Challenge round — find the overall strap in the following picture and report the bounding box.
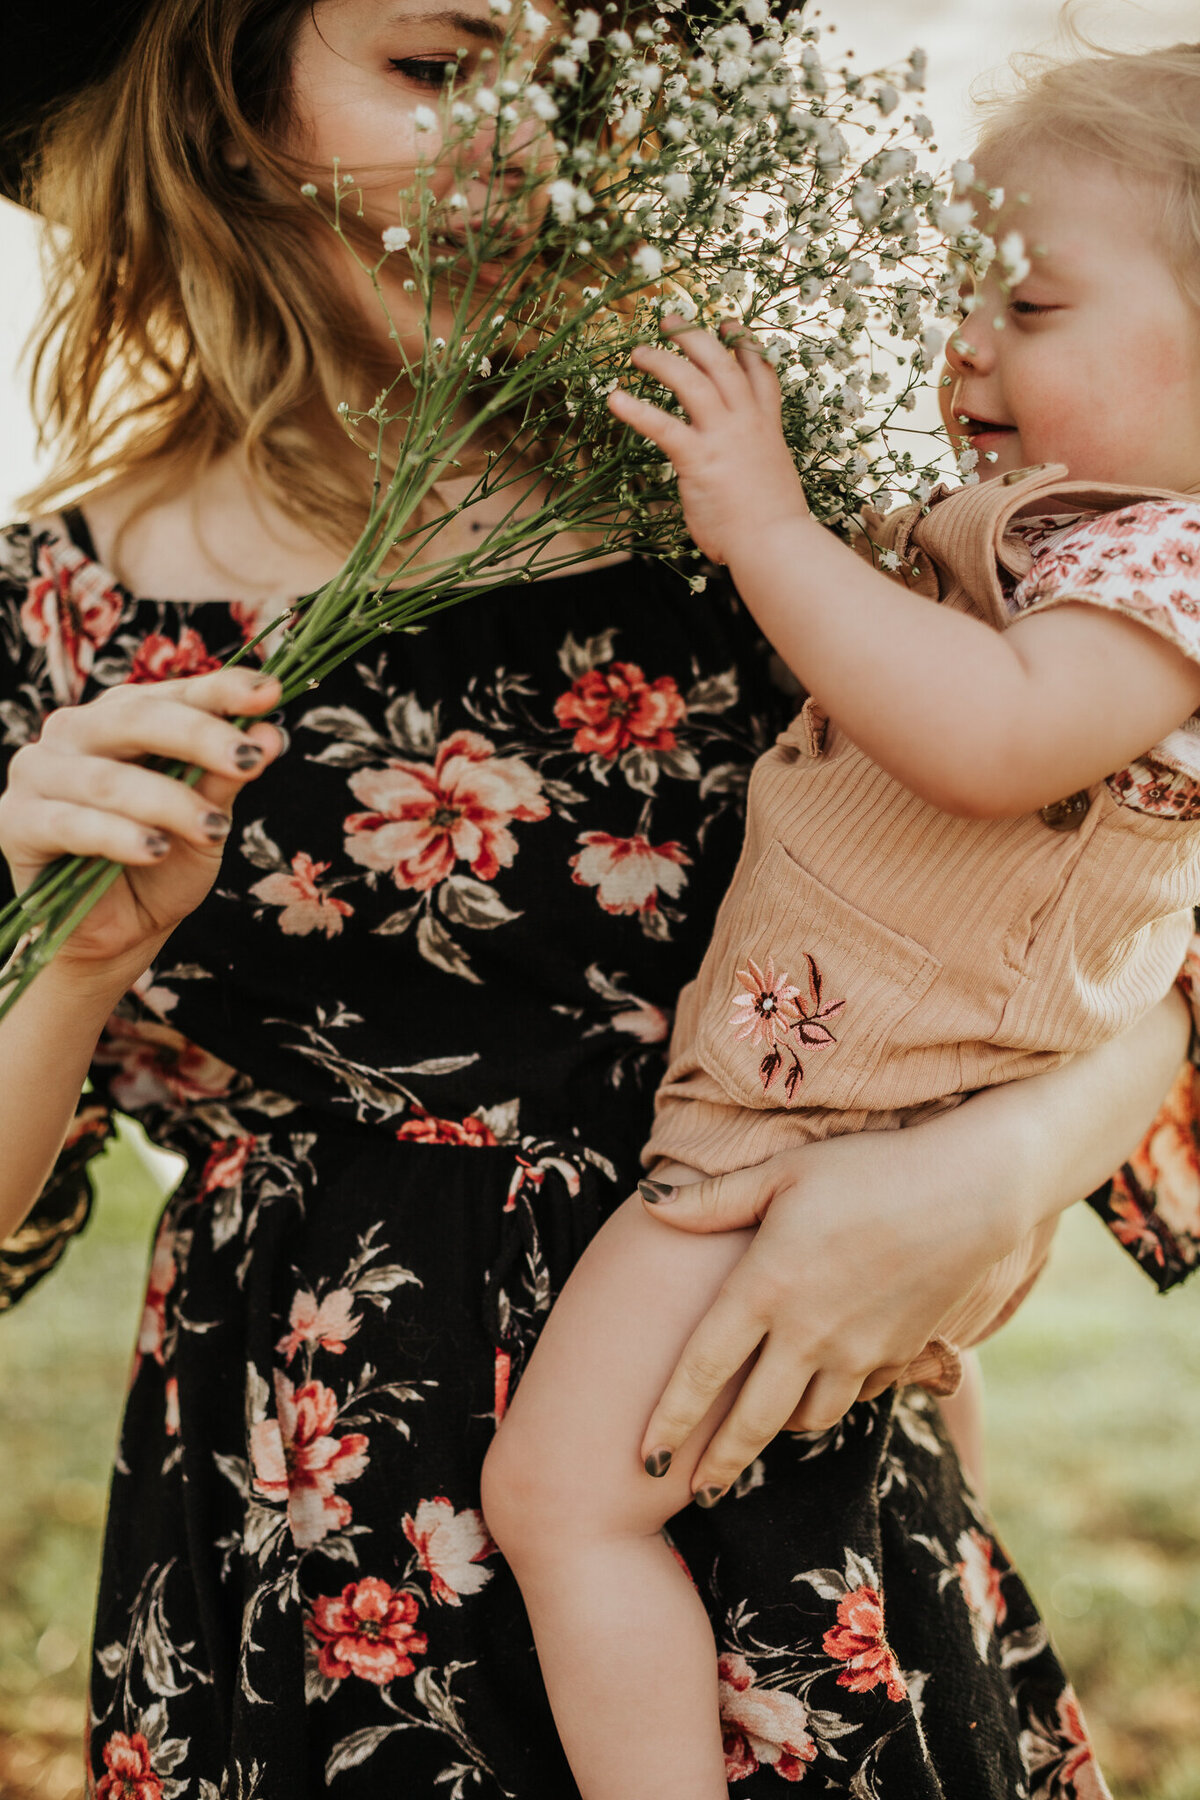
[908,462,1187,627]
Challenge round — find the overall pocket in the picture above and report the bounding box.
[694,840,942,1110]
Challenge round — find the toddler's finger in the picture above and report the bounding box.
[630,341,724,428]
[607,386,692,461]
[666,317,751,409]
[726,327,784,415]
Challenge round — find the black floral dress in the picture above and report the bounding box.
[3,516,1197,1800]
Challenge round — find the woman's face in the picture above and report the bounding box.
[288,0,559,352]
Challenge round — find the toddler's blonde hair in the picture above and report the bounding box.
[973,36,1200,309]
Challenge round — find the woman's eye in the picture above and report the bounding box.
[389,57,457,88]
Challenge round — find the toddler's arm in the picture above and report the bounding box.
[609,325,1200,818]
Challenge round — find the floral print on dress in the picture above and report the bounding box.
[0,518,1170,1795]
[1012,501,1200,820]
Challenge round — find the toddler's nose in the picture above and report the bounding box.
[944,312,997,376]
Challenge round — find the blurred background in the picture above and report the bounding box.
[1,2,1198,1796]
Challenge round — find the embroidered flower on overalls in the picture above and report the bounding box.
[730,953,845,1101]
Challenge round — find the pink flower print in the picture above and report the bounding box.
[610,999,669,1044]
[277,1288,362,1363]
[343,729,549,892]
[402,1496,496,1606]
[198,1134,256,1200]
[821,1585,907,1701]
[164,1377,181,1438]
[955,1528,1007,1659]
[124,628,223,684]
[730,956,802,1047]
[249,852,355,937]
[1122,1063,1200,1243]
[1052,1691,1109,1800]
[731,952,845,1102]
[96,1730,164,1800]
[395,1107,499,1146]
[308,1578,428,1685]
[137,1224,178,1368]
[718,1652,817,1783]
[554,661,686,759]
[250,1372,369,1549]
[21,541,123,704]
[569,831,690,917]
[95,1017,237,1112]
[230,595,287,659]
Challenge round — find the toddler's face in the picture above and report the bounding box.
[944,153,1200,494]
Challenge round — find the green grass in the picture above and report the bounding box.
[0,1130,1195,1797]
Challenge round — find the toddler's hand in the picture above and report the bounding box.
[607,319,810,570]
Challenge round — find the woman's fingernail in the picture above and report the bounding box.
[644,1449,673,1478]
[639,1179,677,1205]
[234,742,264,770]
[144,830,170,858]
[203,811,232,842]
[694,1485,725,1509]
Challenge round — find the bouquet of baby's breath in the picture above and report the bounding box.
[0,0,977,1020]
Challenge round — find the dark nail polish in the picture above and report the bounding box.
[144,830,170,857]
[639,1179,676,1205]
[644,1449,672,1479]
[203,811,232,842]
[695,1485,724,1509]
[234,742,264,770]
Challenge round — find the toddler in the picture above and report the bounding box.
[481,40,1200,1799]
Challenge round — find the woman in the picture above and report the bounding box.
[0,2,1196,1794]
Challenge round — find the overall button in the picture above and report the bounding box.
[1040,790,1090,830]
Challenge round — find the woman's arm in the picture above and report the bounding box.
[636,987,1190,1497]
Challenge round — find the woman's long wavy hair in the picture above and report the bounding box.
[19,0,433,550]
[973,35,1200,311]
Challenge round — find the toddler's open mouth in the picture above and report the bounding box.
[961,417,1017,443]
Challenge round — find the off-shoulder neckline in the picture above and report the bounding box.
[30,508,638,611]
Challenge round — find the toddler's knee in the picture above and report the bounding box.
[480,1410,565,1571]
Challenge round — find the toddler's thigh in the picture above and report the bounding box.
[497,1184,754,1531]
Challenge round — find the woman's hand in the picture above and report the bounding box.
[639,987,1191,1498]
[607,320,809,569]
[0,667,283,984]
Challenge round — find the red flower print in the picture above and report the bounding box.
[165,1376,180,1438]
[1122,1063,1200,1244]
[402,1496,496,1605]
[230,595,287,658]
[554,661,686,759]
[1052,1691,1109,1800]
[395,1107,499,1146]
[21,541,123,704]
[137,1223,178,1368]
[124,628,223,684]
[95,1731,163,1800]
[308,1577,428,1685]
[343,729,549,892]
[249,852,355,937]
[955,1528,1007,1659]
[198,1134,256,1199]
[569,831,690,917]
[277,1287,362,1362]
[250,1372,369,1549]
[63,1103,110,1151]
[822,1585,907,1701]
[718,1652,816,1783]
[730,953,846,1101]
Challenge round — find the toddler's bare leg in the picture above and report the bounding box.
[480,1171,753,1800]
[936,1348,986,1496]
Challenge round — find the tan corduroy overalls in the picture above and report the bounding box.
[643,464,1200,1390]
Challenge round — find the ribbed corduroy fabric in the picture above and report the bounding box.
[645,464,1200,1390]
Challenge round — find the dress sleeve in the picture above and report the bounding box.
[1086,932,1200,1291]
[0,522,117,1310]
[1011,499,1200,668]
